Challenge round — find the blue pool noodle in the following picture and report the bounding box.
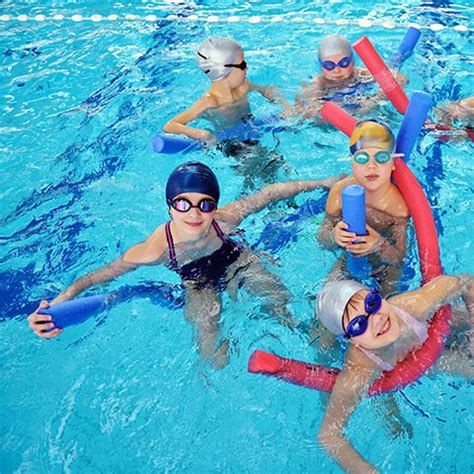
[396,92,432,162]
[152,135,202,154]
[38,282,186,330]
[390,26,421,69]
[38,294,109,329]
[342,185,366,235]
[153,115,282,155]
[342,185,369,279]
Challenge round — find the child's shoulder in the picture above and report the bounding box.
[326,176,357,215]
[387,184,410,218]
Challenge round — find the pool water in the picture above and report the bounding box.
[1,1,473,473]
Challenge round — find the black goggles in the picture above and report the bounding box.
[171,197,217,213]
[224,60,247,70]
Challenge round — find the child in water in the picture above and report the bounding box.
[315,276,474,473]
[28,161,340,369]
[163,36,290,190]
[318,119,409,297]
[295,34,407,120]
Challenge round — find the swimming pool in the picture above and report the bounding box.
[1,1,473,472]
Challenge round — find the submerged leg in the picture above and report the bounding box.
[230,252,298,328]
[184,286,228,369]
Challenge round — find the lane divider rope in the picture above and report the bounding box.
[0,13,471,32]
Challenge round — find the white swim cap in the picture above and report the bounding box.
[316,280,366,336]
[318,34,352,59]
[196,37,243,81]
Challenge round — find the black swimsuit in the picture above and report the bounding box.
[165,220,242,290]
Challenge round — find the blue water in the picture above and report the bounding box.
[1,1,473,472]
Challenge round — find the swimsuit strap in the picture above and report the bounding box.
[358,347,394,372]
[212,220,225,241]
[390,305,428,344]
[165,222,178,271]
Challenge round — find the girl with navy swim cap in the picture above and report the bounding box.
[28,161,341,369]
[295,34,407,120]
[314,275,474,472]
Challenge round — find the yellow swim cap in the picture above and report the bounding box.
[349,119,395,155]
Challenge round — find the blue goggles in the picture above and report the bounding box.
[343,290,382,338]
[320,53,353,71]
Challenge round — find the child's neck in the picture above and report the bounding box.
[208,81,240,103]
[364,181,393,208]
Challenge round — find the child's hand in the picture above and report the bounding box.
[333,221,356,248]
[345,224,382,256]
[27,300,63,339]
[199,130,216,146]
[321,173,347,189]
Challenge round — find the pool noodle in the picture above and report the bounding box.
[153,114,282,155]
[353,36,409,114]
[250,93,451,394]
[342,185,369,279]
[396,92,432,162]
[320,102,357,136]
[390,26,421,69]
[38,294,110,329]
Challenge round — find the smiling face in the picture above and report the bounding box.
[320,52,354,81]
[343,290,401,350]
[351,146,395,192]
[169,192,216,238]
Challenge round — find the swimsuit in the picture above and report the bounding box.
[165,220,242,290]
[358,305,428,371]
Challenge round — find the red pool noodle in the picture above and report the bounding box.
[320,102,357,137]
[249,102,452,395]
[353,36,409,114]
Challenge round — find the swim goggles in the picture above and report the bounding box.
[343,290,382,338]
[171,197,217,213]
[352,150,404,165]
[319,53,353,71]
[224,60,247,70]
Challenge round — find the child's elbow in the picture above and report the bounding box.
[162,121,174,133]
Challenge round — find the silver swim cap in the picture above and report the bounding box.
[316,280,366,336]
[196,37,243,81]
[318,34,352,60]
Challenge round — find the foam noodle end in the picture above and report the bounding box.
[248,350,283,374]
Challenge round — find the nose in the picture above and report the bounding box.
[187,207,200,218]
[366,157,378,169]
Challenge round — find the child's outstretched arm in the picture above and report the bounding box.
[395,274,474,320]
[248,82,292,112]
[217,176,342,229]
[318,349,379,473]
[162,96,216,141]
[27,230,166,338]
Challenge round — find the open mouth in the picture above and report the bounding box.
[365,174,379,181]
[377,318,391,336]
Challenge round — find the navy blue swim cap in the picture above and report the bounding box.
[166,161,220,205]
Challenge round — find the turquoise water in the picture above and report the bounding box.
[1,1,473,473]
